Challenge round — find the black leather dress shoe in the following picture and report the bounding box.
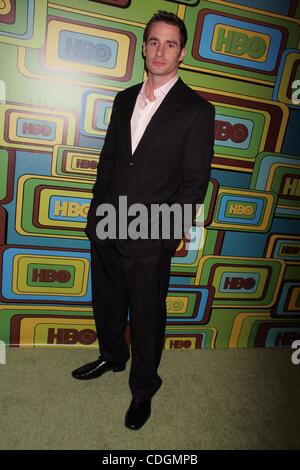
[125,398,151,430]
[71,357,126,380]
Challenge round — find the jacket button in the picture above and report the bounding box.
[129,161,134,166]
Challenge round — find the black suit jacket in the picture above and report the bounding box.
[86,78,215,257]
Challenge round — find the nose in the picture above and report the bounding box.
[156,43,164,56]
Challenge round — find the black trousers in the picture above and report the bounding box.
[90,240,172,400]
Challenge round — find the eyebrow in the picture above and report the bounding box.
[148,36,179,46]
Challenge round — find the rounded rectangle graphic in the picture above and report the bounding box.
[52,145,99,179]
[196,87,288,171]
[0,0,47,47]
[0,103,78,151]
[166,286,214,324]
[196,14,281,72]
[0,245,91,304]
[251,152,300,218]
[196,256,285,308]
[210,187,276,232]
[265,235,300,263]
[183,3,299,84]
[273,49,300,108]
[16,175,93,239]
[273,281,300,317]
[42,18,136,82]
[81,91,115,137]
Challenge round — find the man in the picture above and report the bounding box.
[72,11,215,430]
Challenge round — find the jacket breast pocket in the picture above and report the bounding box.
[159,127,182,136]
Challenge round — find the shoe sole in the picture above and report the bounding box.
[72,364,126,380]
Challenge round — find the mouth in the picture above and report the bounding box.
[152,61,166,66]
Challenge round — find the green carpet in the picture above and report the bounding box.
[0,347,299,450]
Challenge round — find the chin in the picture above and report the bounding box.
[149,67,168,75]
[152,70,167,75]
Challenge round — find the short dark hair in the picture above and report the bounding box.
[143,11,188,50]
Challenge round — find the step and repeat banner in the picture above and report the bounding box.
[0,0,299,350]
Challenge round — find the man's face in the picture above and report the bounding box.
[143,21,186,80]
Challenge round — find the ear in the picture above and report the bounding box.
[142,42,146,57]
[179,47,186,62]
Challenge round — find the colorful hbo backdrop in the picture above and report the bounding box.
[0,0,299,350]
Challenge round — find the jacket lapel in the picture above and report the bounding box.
[124,84,142,156]
[131,78,185,158]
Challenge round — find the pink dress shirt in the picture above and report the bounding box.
[130,75,179,155]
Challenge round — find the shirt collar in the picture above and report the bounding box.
[139,75,179,105]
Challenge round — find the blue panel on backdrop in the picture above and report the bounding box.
[220,230,268,257]
[270,217,300,236]
[79,135,104,150]
[211,169,252,189]
[225,0,294,15]
[282,109,300,156]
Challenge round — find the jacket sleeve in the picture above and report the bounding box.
[163,101,215,255]
[177,101,215,208]
[92,92,120,201]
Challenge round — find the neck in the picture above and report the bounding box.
[144,72,177,101]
